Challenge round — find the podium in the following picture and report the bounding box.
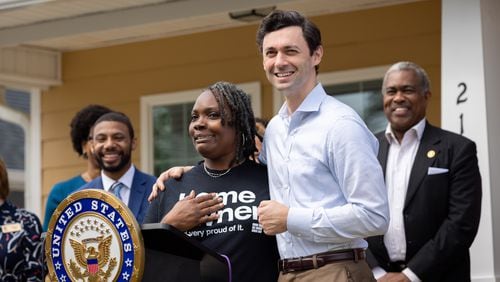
[141,223,231,282]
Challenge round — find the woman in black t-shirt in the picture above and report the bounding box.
[145,81,279,282]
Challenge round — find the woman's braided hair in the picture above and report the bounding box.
[208,81,257,165]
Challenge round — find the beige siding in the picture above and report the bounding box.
[41,0,441,219]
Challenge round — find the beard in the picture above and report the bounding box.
[95,150,132,173]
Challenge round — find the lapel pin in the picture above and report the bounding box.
[427,150,436,158]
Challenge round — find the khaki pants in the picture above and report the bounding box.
[278,260,376,282]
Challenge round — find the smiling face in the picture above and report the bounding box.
[91,121,135,176]
[383,69,430,141]
[188,90,237,168]
[262,26,322,102]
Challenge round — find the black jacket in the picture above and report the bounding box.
[367,123,482,282]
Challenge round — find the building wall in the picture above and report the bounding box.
[41,0,441,219]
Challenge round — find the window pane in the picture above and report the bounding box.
[0,88,29,208]
[0,120,25,169]
[152,103,200,176]
[6,89,30,114]
[324,79,386,134]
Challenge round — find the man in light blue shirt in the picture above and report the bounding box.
[256,10,389,281]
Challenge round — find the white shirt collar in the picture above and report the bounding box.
[278,83,324,118]
[101,165,136,191]
[385,118,426,145]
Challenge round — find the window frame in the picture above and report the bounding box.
[140,82,261,174]
[0,85,41,213]
[272,65,390,113]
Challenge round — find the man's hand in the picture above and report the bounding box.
[161,190,224,231]
[377,272,410,282]
[257,200,288,235]
[148,166,194,202]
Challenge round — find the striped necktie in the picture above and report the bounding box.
[110,182,124,201]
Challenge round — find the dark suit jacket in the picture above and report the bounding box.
[367,122,482,282]
[79,168,156,224]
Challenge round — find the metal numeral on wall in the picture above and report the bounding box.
[456,82,467,135]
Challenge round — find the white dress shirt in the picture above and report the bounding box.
[101,165,135,205]
[376,118,426,282]
[259,83,389,259]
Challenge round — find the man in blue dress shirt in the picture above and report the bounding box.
[255,10,389,282]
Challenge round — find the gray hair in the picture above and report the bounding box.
[382,61,431,94]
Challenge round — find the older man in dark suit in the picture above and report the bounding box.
[367,61,482,282]
[80,111,155,224]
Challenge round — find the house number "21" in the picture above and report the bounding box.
[456,82,467,135]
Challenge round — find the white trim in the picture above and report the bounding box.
[442,1,498,280]
[272,65,390,113]
[140,82,261,174]
[0,73,60,89]
[0,46,61,89]
[0,104,29,127]
[27,88,42,216]
[0,86,42,217]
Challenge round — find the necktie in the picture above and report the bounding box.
[110,182,124,201]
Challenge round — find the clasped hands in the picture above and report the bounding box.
[162,190,224,231]
[150,167,289,235]
[160,193,289,235]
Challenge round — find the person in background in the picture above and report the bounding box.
[144,81,279,282]
[43,104,111,231]
[0,158,43,281]
[366,61,482,282]
[253,117,268,162]
[80,111,155,224]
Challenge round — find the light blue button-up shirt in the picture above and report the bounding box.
[260,83,389,259]
[101,164,135,205]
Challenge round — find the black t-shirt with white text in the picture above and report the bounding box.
[145,160,279,282]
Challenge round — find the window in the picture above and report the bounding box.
[272,65,389,134]
[152,102,197,176]
[323,79,385,133]
[141,82,261,176]
[0,88,30,208]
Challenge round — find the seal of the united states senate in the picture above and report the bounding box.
[45,189,144,281]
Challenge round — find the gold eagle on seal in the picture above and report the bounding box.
[68,235,118,281]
